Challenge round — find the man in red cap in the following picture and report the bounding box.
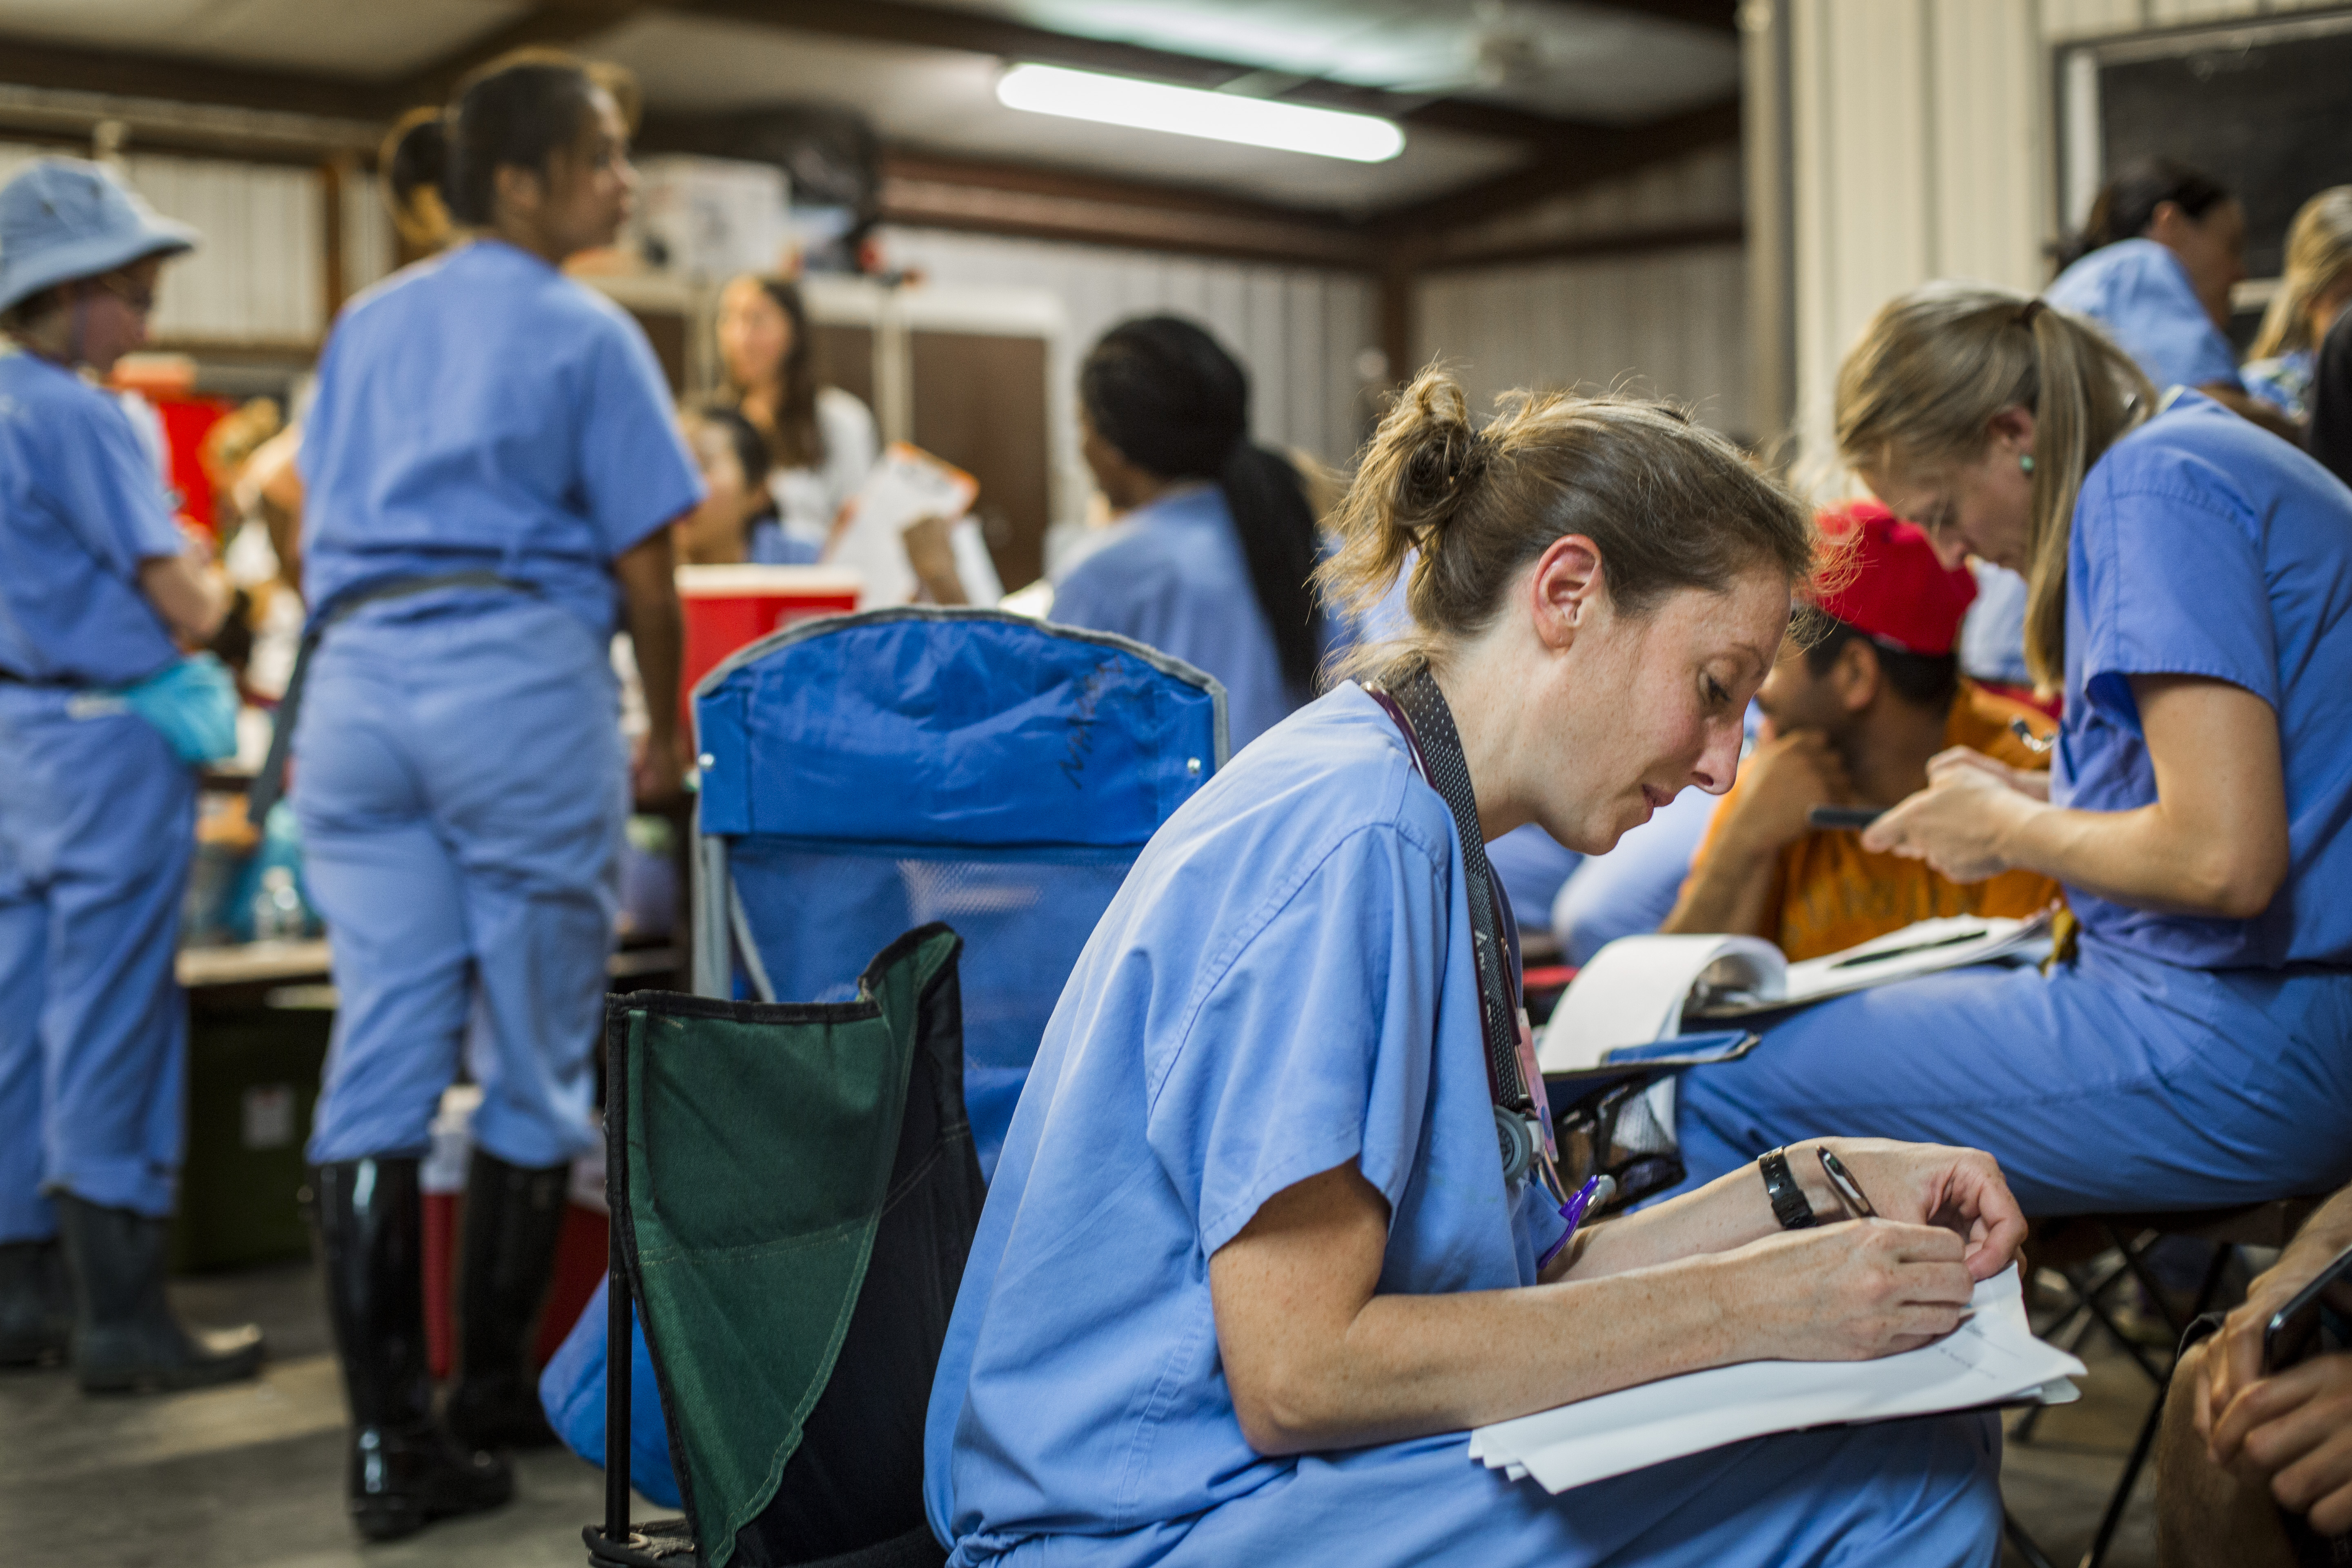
[1661,502,2063,960]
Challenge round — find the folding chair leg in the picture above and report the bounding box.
[606,1263,632,1545]
[2003,1509,2062,1568]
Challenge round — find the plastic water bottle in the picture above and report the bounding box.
[251,865,305,942]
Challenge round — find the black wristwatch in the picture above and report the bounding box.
[1759,1147,1817,1230]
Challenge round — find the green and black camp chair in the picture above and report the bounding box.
[585,923,982,1568]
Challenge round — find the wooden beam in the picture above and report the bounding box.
[863,148,1377,270]
[1420,217,1746,273]
[1587,0,1741,33]
[0,35,396,122]
[1376,96,1741,242]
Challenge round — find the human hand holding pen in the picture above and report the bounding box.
[1802,1137,2026,1282]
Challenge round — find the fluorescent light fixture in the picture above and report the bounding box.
[996,63,1405,163]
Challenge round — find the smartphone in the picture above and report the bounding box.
[1807,805,1883,831]
[2263,1240,2352,1373]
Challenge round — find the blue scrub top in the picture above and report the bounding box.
[0,354,185,686]
[1051,485,1301,750]
[2055,392,2352,968]
[301,241,702,635]
[746,515,820,566]
[2046,238,2242,392]
[925,685,1566,1565]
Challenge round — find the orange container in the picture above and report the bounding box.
[676,564,862,726]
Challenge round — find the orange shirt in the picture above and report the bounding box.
[1690,682,2067,962]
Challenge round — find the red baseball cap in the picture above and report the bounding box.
[1811,501,1978,657]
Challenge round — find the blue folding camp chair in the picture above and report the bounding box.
[688,605,1229,1176]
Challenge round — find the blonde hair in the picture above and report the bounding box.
[1835,283,2153,690]
[1318,368,1815,671]
[2250,187,2352,361]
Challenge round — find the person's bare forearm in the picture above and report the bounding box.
[615,530,684,756]
[138,550,227,643]
[1558,1136,1840,1281]
[1991,796,2278,918]
[1659,836,1779,940]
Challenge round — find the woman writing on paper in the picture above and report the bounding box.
[924,373,2029,1568]
[1668,284,2352,1218]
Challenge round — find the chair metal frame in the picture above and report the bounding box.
[2003,1198,2319,1568]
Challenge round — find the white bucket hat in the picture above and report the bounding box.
[0,157,197,316]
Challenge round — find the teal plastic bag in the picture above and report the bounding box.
[95,653,239,765]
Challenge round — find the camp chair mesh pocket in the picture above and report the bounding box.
[606,924,981,1568]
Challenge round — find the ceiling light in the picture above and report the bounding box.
[995,63,1405,163]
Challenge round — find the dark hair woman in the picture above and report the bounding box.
[292,52,704,1541]
[1059,314,1327,749]
[925,367,2027,1567]
[673,403,818,565]
[716,273,877,550]
[2045,158,2293,437]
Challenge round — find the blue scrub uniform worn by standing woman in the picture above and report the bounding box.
[2046,238,2243,393]
[1673,393,2352,1215]
[924,687,2002,1568]
[1055,315,1333,751]
[0,158,263,1392]
[287,60,700,1547]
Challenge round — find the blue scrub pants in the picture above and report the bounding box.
[294,593,624,1170]
[1670,936,2352,1215]
[0,690,195,1241]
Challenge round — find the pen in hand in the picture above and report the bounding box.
[1816,1147,1878,1220]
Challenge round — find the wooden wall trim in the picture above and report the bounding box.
[1421,218,1747,273]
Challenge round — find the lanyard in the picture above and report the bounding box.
[1365,664,1566,1205]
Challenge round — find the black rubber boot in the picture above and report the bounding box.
[53,1194,263,1393]
[312,1157,512,1542]
[444,1148,569,1452]
[0,1238,72,1367]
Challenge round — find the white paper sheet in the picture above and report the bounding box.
[823,442,981,609]
[1468,1267,2081,1494]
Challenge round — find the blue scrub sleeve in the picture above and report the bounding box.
[48,398,184,571]
[2074,455,2278,726]
[1145,821,1450,1256]
[577,324,705,559]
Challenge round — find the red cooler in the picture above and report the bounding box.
[677,564,861,724]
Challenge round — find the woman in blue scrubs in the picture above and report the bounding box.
[1054,315,1329,750]
[926,372,2031,1568]
[293,56,701,1541]
[2046,158,2295,440]
[1671,283,2352,1217]
[0,159,264,1393]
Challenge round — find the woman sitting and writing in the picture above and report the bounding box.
[923,373,2027,1568]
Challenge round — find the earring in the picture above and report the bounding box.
[2020,454,2035,474]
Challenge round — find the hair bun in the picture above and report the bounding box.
[1391,372,1490,532]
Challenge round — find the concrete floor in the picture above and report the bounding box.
[0,1261,2165,1568]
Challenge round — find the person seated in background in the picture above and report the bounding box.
[673,405,818,566]
[715,273,878,552]
[1661,503,2062,960]
[2046,157,2298,441]
[2242,187,2352,426]
[1055,315,1332,751]
[2312,305,2352,493]
[2158,1183,2352,1567]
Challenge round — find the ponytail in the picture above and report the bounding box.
[1080,315,1324,694]
[2250,186,2352,361]
[1320,366,1814,672]
[1835,283,2154,689]
[379,106,453,252]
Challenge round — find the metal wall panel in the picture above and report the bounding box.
[124,153,323,345]
[875,226,1383,516]
[1414,245,1754,439]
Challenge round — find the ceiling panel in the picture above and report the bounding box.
[588,12,1526,213]
[0,0,530,79]
[918,0,1742,124]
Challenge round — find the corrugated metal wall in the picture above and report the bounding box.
[1410,145,1754,440]
[875,225,1382,471]
[1782,0,2343,472]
